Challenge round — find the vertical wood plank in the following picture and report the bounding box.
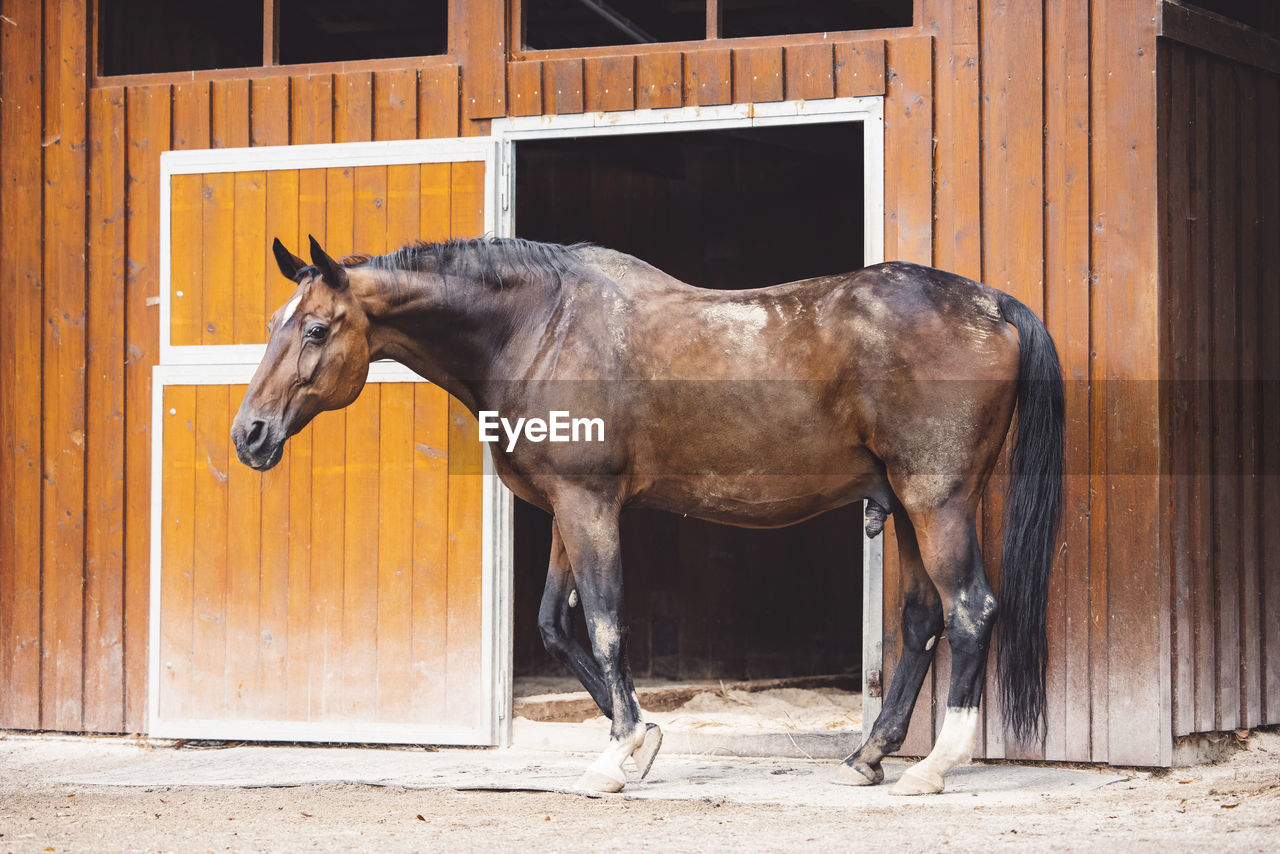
[1162,44,1195,738]
[309,406,346,720]
[224,384,262,719]
[784,43,835,101]
[1235,68,1261,729]
[373,68,419,141]
[419,65,460,139]
[451,161,487,238]
[446,396,484,723]
[636,52,684,109]
[334,72,374,144]
[190,384,230,717]
[341,389,381,720]
[0,0,44,731]
[284,420,314,722]
[584,55,636,113]
[265,170,302,314]
[731,47,784,104]
[232,171,268,344]
[354,165,389,256]
[545,58,585,115]
[1090,3,1167,765]
[377,384,415,719]
[1188,53,1215,736]
[508,61,544,117]
[257,414,292,722]
[169,172,204,347]
[421,163,453,242]
[84,87,128,732]
[1042,0,1093,761]
[835,41,887,98]
[250,77,291,147]
[41,0,89,732]
[123,84,171,731]
[290,75,333,146]
[982,0,1044,761]
[1209,60,1241,732]
[1255,75,1280,725]
[412,385,451,713]
[210,79,250,149]
[385,164,422,251]
[159,387,197,721]
[686,49,732,106]
[200,171,236,345]
[458,0,506,119]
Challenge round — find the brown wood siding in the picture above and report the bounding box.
[1159,40,1280,738]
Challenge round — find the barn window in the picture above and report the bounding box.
[97,0,449,78]
[98,0,262,76]
[521,0,913,50]
[279,0,449,65]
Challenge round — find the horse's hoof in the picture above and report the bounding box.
[831,760,882,786]
[889,768,943,796]
[574,767,627,794]
[630,723,663,780]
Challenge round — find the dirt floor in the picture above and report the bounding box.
[1,728,1277,853]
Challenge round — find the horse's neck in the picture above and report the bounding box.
[359,266,562,411]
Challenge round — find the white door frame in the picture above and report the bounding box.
[149,138,514,746]
[492,97,887,726]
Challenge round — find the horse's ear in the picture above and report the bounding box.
[308,234,349,291]
[272,237,307,280]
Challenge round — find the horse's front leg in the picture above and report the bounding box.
[551,489,660,793]
[538,518,613,717]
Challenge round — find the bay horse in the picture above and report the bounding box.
[231,236,1063,796]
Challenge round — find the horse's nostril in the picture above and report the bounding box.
[246,419,267,447]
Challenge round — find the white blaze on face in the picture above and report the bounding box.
[280,294,303,326]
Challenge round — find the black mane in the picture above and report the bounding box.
[355,237,590,289]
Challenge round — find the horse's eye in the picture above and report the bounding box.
[304,323,328,342]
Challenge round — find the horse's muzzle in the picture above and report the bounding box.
[231,417,285,471]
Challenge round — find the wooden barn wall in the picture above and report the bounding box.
[1159,40,1280,737]
[1,0,1176,766]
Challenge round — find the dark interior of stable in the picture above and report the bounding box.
[512,123,867,686]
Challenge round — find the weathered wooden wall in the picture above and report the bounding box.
[6,0,1272,767]
[1159,38,1280,738]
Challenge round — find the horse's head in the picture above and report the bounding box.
[231,236,371,470]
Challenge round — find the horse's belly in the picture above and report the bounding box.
[631,471,884,528]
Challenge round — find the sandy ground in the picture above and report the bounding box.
[0,729,1277,853]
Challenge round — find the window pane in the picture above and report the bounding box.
[722,0,912,39]
[525,0,705,50]
[279,0,448,65]
[99,0,261,76]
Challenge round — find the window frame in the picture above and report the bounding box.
[511,0,923,60]
[92,0,459,87]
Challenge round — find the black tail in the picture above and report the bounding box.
[995,292,1065,745]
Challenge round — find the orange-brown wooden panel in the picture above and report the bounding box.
[785,43,836,101]
[545,58,585,115]
[124,84,171,732]
[250,77,291,147]
[169,172,203,347]
[509,61,544,117]
[1043,0,1093,761]
[421,163,453,242]
[835,41,887,98]
[732,47,784,104]
[585,56,636,113]
[686,49,732,106]
[335,72,374,144]
[636,52,684,109]
[84,86,128,733]
[0,0,45,732]
[419,65,461,139]
[233,172,269,343]
[374,68,419,141]
[158,381,487,731]
[265,169,301,313]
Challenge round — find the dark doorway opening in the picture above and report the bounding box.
[512,123,867,690]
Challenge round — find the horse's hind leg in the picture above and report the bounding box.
[889,501,997,796]
[551,488,658,793]
[836,509,942,786]
[539,519,613,716]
